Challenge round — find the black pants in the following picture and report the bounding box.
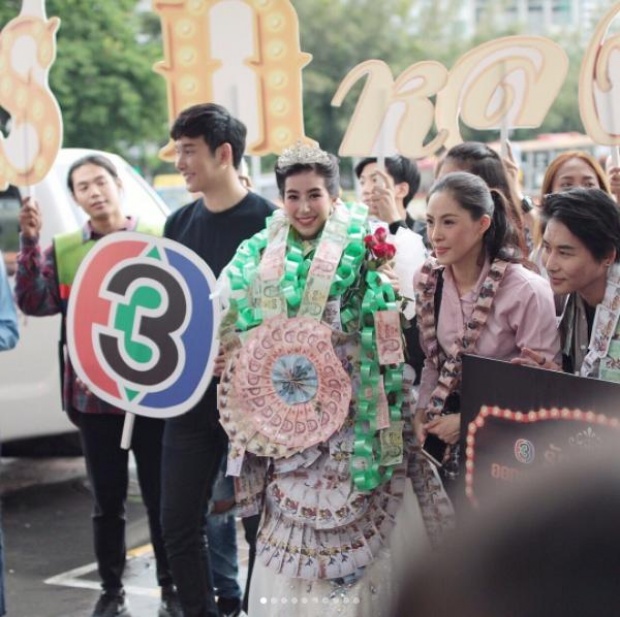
[79,412,172,591]
[241,514,259,614]
[161,403,228,617]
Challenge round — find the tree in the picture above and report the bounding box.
[0,0,167,169]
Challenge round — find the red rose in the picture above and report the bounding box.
[364,234,376,249]
[373,243,388,259]
[374,227,388,243]
[384,243,396,260]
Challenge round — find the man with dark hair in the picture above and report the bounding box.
[355,156,420,227]
[355,156,427,383]
[161,103,274,617]
[16,154,178,617]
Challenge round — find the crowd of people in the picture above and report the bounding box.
[3,101,620,617]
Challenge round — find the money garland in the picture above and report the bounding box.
[580,263,620,381]
[224,203,405,491]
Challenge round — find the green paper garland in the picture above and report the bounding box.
[225,203,404,492]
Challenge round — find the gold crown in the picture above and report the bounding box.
[276,141,330,169]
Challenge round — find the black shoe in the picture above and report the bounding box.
[158,585,183,617]
[91,589,131,617]
[217,597,243,617]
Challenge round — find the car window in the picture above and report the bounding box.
[0,186,22,275]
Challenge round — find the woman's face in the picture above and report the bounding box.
[542,218,610,299]
[550,157,601,193]
[426,190,490,267]
[283,171,335,240]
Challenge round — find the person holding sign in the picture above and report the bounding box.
[355,156,428,384]
[160,103,274,617]
[413,172,560,490]
[15,155,180,617]
[218,143,452,617]
[521,188,620,379]
[356,155,428,244]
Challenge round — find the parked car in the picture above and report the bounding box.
[0,148,169,454]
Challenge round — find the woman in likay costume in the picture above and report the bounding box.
[413,172,560,489]
[217,143,453,616]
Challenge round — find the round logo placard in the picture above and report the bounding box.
[67,232,220,418]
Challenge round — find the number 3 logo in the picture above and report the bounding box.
[67,232,221,418]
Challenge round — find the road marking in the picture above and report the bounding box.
[45,539,249,596]
[44,543,160,596]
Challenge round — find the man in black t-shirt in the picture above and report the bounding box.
[161,103,274,617]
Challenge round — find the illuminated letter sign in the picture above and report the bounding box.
[153,0,311,158]
[0,0,63,189]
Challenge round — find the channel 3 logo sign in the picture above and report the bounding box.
[67,232,221,418]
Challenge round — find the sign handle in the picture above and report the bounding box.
[375,87,388,172]
[120,412,135,450]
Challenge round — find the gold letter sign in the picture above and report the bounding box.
[436,36,568,150]
[579,3,620,145]
[154,0,311,159]
[333,36,568,158]
[0,0,62,190]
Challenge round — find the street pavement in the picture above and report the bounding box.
[1,457,248,617]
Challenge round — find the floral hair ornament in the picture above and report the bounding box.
[276,140,331,169]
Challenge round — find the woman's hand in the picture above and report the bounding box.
[510,347,561,371]
[608,165,620,203]
[425,414,460,445]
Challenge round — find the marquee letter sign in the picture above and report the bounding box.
[153,0,312,159]
[0,0,62,189]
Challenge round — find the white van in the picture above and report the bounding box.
[0,148,169,451]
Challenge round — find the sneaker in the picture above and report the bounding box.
[158,585,183,617]
[91,589,131,617]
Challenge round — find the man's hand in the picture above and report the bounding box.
[19,197,42,239]
[510,347,561,371]
[425,414,460,446]
[366,168,402,224]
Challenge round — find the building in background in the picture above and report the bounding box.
[412,0,615,38]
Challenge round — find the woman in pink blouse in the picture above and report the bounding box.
[413,171,560,484]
